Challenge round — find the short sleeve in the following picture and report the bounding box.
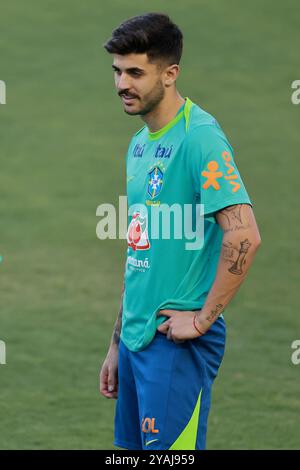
[187,124,252,223]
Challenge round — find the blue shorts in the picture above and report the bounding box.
[114,316,226,450]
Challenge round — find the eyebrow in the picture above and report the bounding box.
[112,65,145,74]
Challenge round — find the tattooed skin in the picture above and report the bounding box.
[217,205,253,274]
[228,238,252,275]
[112,284,125,346]
[220,204,243,225]
[206,304,224,323]
[222,241,239,262]
[113,311,122,345]
[198,204,260,335]
[218,204,250,234]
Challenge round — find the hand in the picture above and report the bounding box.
[157,309,205,342]
[99,345,119,399]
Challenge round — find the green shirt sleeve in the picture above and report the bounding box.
[187,123,252,223]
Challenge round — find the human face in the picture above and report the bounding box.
[112,53,166,116]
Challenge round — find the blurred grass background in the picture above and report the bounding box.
[0,0,299,449]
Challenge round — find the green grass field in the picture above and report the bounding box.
[0,0,299,449]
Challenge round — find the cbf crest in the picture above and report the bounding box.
[148,166,164,199]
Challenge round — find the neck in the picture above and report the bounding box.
[141,91,185,133]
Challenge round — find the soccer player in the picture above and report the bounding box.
[100,13,261,450]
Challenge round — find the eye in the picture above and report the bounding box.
[131,71,143,78]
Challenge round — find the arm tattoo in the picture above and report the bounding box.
[218,205,252,274]
[205,303,224,322]
[218,204,250,233]
[112,284,125,346]
[222,241,238,262]
[113,312,122,346]
[220,204,243,225]
[228,238,252,275]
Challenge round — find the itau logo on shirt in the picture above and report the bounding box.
[127,211,150,251]
[154,143,173,159]
[133,143,145,158]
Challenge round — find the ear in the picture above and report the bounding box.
[164,64,180,87]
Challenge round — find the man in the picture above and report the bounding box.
[100,13,261,450]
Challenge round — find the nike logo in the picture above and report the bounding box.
[145,439,159,446]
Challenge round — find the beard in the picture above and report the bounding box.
[124,79,165,116]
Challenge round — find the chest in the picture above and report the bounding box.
[126,139,194,207]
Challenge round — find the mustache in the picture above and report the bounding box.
[118,91,139,99]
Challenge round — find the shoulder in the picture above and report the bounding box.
[134,125,147,137]
[185,103,231,151]
[188,102,218,129]
[187,104,227,141]
[131,124,147,142]
[126,125,147,154]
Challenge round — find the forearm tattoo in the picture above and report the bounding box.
[112,284,125,345]
[228,238,252,275]
[205,303,224,323]
[218,205,252,275]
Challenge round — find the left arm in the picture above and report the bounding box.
[157,204,261,341]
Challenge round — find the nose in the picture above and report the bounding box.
[117,72,131,94]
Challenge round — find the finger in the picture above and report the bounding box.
[103,391,118,399]
[167,327,173,340]
[100,364,118,398]
[99,367,109,394]
[106,379,119,397]
[157,319,171,333]
[108,369,118,393]
[157,309,177,318]
[104,388,118,399]
[173,338,185,344]
[102,382,118,399]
